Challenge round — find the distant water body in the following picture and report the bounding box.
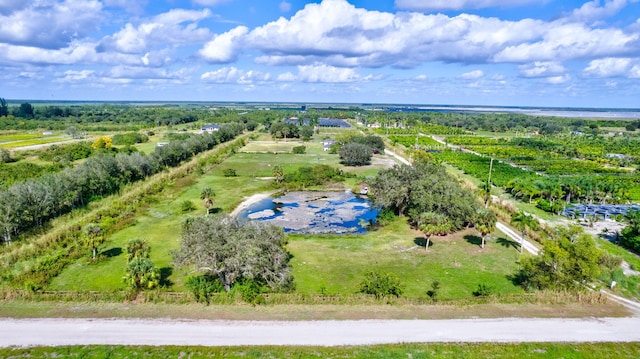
[379,105,640,119]
[20,100,640,119]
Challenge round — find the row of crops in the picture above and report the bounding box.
[392,133,640,206]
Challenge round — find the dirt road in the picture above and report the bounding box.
[2,317,639,347]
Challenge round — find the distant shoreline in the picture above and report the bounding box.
[3,100,640,119]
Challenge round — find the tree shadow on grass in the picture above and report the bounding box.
[209,208,223,215]
[496,237,519,251]
[506,272,525,287]
[159,267,173,287]
[101,247,122,258]
[465,234,482,247]
[413,237,433,249]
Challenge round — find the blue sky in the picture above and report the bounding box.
[1,0,640,108]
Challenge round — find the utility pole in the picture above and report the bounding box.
[485,157,494,208]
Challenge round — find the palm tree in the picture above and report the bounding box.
[200,187,215,215]
[474,209,496,249]
[510,210,539,254]
[82,223,104,260]
[123,257,160,290]
[480,180,492,208]
[125,238,150,262]
[418,212,451,252]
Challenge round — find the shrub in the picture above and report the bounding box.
[292,146,306,154]
[223,168,237,177]
[472,283,494,297]
[125,239,150,261]
[185,275,223,304]
[598,253,623,271]
[426,280,440,300]
[0,148,11,163]
[358,271,403,299]
[281,165,348,188]
[235,280,263,304]
[112,132,149,146]
[376,207,397,225]
[180,200,196,212]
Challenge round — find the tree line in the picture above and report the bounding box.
[0,123,244,244]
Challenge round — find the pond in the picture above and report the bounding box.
[237,191,378,234]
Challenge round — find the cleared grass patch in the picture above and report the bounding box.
[0,136,73,149]
[0,133,42,143]
[288,216,525,299]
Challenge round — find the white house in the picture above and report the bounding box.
[201,124,220,133]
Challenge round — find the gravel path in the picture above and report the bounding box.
[2,317,640,347]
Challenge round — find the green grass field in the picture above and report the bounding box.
[2,343,639,359]
[49,135,522,300]
[0,133,42,142]
[0,136,72,148]
[288,217,524,298]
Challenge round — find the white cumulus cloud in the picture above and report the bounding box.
[99,9,212,54]
[545,74,570,84]
[568,0,633,23]
[277,64,361,83]
[201,67,270,84]
[459,70,484,79]
[493,23,638,62]
[519,61,566,77]
[0,0,103,49]
[199,26,248,63]
[583,57,632,77]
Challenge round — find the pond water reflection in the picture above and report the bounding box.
[237,191,378,234]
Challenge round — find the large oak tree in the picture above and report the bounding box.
[173,215,293,292]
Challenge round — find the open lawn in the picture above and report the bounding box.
[0,133,42,143]
[0,136,73,149]
[288,216,524,299]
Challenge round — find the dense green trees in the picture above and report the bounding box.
[38,142,94,163]
[280,165,348,189]
[620,210,640,252]
[173,215,293,293]
[0,98,7,117]
[15,103,34,118]
[112,132,149,146]
[269,121,299,140]
[0,124,244,244]
[518,226,602,290]
[339,142,372,166]
[370,161,480,232]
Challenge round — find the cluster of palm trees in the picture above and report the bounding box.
[506,176,630,212]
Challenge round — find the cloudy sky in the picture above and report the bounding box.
[1,0,640,107]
